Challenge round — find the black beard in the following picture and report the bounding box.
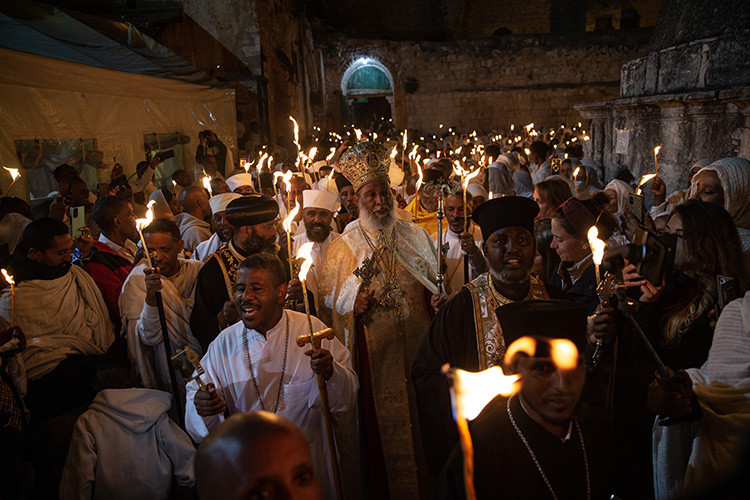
[490,267,531,286]
[306,224,330,243]
[246,234,277,254]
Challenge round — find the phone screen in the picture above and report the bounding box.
[629,193,645,223]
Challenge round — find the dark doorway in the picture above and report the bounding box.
[351,96,392,129]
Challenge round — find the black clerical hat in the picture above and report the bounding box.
[259,172,274,189]
[472,196,539,241]
[335,174,352,192]
[495,300,588,354]
[225,194,279,227]
[422,168,444,185]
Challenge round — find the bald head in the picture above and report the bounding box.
[179,185,211,219]
[195,412,322,500]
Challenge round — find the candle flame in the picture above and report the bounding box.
[326,148,336,162]
[573,167,581,179]
[464,168,480,188]
[1,268,14,286]
[402,129,407,151]
[449,365,521,421]
[308,147,317,162]
[524,148,530,156]
[282,170,294,194]
[587,226,606,266]
[390,145,398,159]
[408,144,419,160]
[297,242,315,282]
[654,145,662,156]
[636,173,657,195]
[135,200,156,231]
[504,336,579,371]
[354,128,362,141]
[172,180,176,188]
[4,167,20,180]
[289,116,300,151]
[489,190,493,199]
[415,162,424,191]
[241,160,250,173]
[257,152,268,175]
[202,176,212,195]
[283,204,300,233]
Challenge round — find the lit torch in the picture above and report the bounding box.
[1,269,15,327]
[135,200,156,268]
[202,175,212,196]
[636,173,657,195]
[573,166,581,197]
[4,167,20,194]
[653,145,662,175]
[282,204,300,278]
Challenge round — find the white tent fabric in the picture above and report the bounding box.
[0,47,236,202]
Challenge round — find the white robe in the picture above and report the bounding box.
[193,232,224,262]
[60,388,195,500]
[431,222,484,298]
[119,260,203,404]
[185,310,358,500]
[174,212,211,254]
[292,230,338,311]
[0,265,113,380]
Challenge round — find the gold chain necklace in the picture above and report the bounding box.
[506,395,591,500]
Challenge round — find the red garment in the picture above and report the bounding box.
[83,241,132,333]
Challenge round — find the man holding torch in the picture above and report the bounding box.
[185,253,357,500]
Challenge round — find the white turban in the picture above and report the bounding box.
[209,193,243,214]
[225,173,254,192]
[302,189,337,212]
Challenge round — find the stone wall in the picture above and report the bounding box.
[320,29,652,133]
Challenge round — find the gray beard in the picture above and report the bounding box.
[490,266,531,286]
[359,203,397,234]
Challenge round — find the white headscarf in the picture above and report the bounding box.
[512,171,534,198]
[604,179,635,213]
[690,157,750,229]
[487,161,514,196]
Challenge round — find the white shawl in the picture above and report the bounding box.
[0,265,113,381]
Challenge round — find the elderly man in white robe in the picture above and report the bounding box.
[185,253,357,500]
[431,190,485,298]
[193,193,242,262]
[292,189,339,312]
[120,219,203,413]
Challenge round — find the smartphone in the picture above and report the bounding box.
[156,150,176,163]
[717,275,738,313]
[70,206,86,237]
[551,158,562,174]
[628,193,645,223]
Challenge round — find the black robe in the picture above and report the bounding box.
[412,283,567,481]
[189,241,290,351]
[435,395,631,500]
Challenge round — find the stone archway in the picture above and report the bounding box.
[340,58,395,128]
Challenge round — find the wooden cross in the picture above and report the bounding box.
[296,327,335,350]
[171,346,208,391]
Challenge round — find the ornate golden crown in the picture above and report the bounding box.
[339,141,391,192]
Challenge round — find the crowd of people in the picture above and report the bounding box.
[1,121,749,500]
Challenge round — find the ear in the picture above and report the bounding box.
[28,247,41,260]
[277,282,288,304]
[481,241,488,258]
[177,239,184,250]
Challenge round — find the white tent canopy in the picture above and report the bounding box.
[0,2,236,203]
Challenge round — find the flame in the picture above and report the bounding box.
[4,167,20,180]
[297,242,315,281]
[654,145,662,156]
[439,123,443,128]
[587,226,606,266]
[636,173,657,195]
[326,169,335,189]
[326,148,336,162]
[282,170,294,195]
[489,190,493,199]
[308,147,317,162]
[402,130,408,152]
[257,152,268,176]
[135,200,156,231]
[1,268,14,286]
[573,167,581,179]
[283,204,300,233]
[564,153,569,160]
[289,116,300,151]
[390,145,398,158]
[510,124,514,131]
[415,162,424,191]
[354,128,362,141]
[172,180,176,188]
[241,160,250,173]
[583,135,590,141]
[525,123,534,132]
[504,336,579,372]
[408,144,419,159]
[524,148,530,156]
[464,168,480,188]
[373,133,378,141]
[450,366,521,420]
[202,176,212,195]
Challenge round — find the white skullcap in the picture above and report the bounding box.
[302,189,337,212]
[466,184,488,200]
[225,173,254,192]
[209,193,243,214]
[313,160,328,173]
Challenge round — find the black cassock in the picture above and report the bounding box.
[412,285,567,480]
[435,394,631,500]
